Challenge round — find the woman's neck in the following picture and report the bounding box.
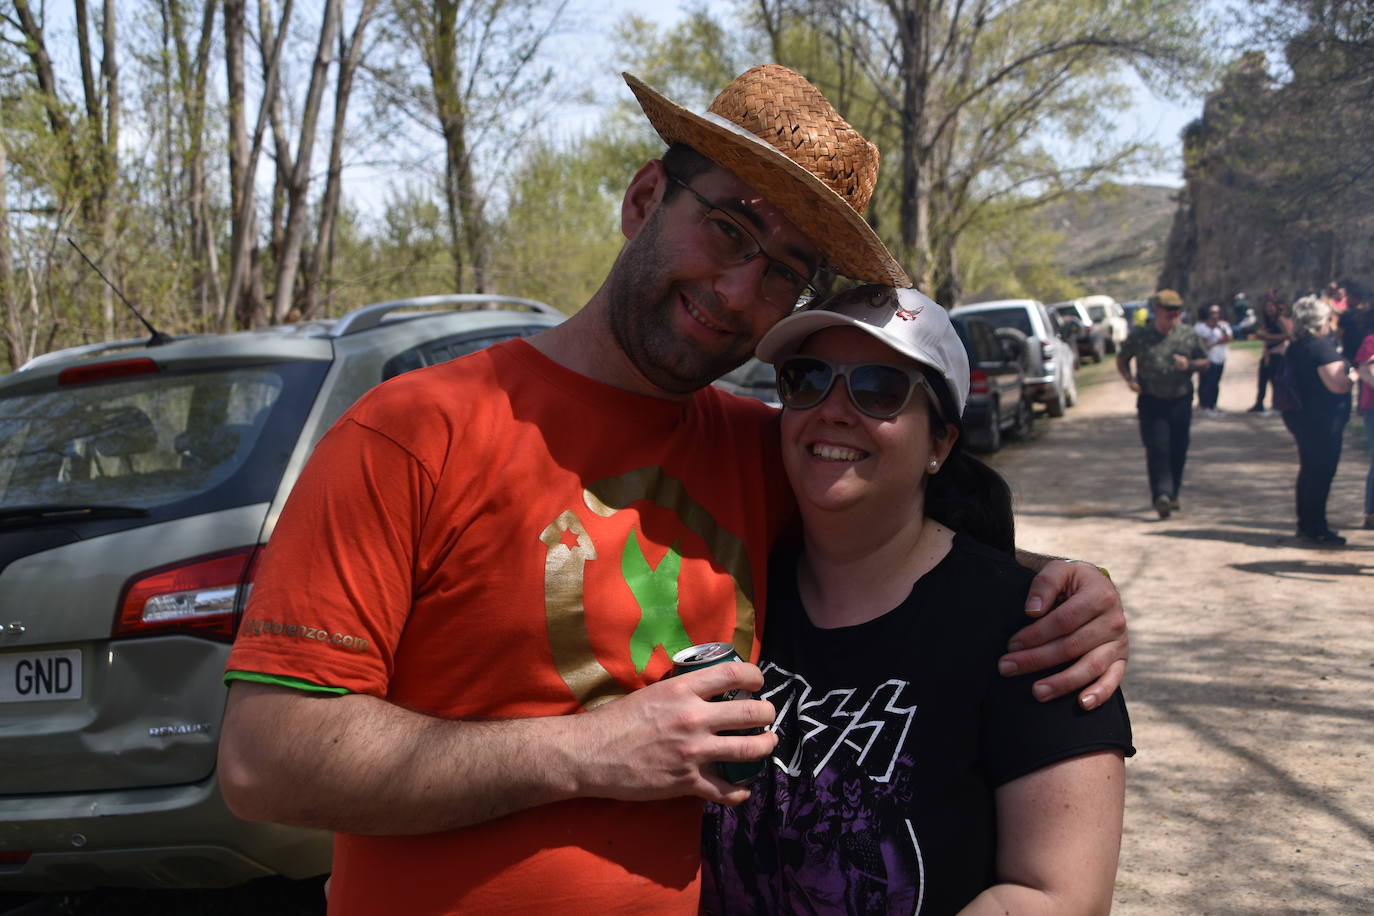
[796,502,954,629]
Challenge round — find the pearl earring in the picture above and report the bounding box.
[928,459,939,471]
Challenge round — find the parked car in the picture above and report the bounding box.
[1051,300,1107,364]
[0,294,564,890]
[949,315,1034,452]
[1080,295,1130,353]
[951,299,1078,417]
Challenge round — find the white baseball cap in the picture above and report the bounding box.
[756,285,971,418]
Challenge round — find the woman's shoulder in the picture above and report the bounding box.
[937,535,1035,601]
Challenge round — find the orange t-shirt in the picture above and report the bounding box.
[226,339,793,914]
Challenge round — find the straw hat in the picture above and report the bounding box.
[624,66,909,287]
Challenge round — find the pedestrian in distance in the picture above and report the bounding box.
[699,285,1133,915]
[215,65,1130,914]
[1195,303,1233,417]
[1249,290,1292,413]
[1116,289,1211,519]
[1280,295,1356,546]
[1337,282,1371,361]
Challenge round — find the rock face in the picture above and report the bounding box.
[1159,53,1373,311]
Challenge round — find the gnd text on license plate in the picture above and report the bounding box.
[0,649,83,702]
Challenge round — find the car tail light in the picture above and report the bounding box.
[0,851,32,866]
[114,547,263,642]
[58,357,159,385]
[969,369,989,395]
[1040,341,1054,362]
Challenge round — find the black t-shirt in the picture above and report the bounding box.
[700,536,1135,916]
[1287,335,1350,419]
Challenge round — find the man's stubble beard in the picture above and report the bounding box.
[603,208,756,395]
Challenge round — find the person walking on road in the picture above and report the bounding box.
[1116,289,1210,518]
[1281,295,1356,546]
[1195,303,1232,416]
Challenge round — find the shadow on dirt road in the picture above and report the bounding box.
[990,343,1374,914]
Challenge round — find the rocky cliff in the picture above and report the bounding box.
[1158,52,1373,309]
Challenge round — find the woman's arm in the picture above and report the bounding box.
[1358,356,1374,388]
[1317,359,1353,394]
[957,751,1125,916]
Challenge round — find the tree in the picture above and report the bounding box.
[300,0,381,319]
[163,0,223,326]
[386,0,568,293]
[746,0,1208,304]
[9,0,123,335]
[488,136,625,311]
[1228,1,1373,218]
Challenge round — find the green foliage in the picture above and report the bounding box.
[958,202,1083,303]
[730,0,1210,301]
[316,191,456,310]
[487,137,625,312]
[0,0,1221,364]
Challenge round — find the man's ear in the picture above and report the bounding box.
[621,160,668,240]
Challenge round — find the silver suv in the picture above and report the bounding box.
[0,295,563,890]
[951,299,1078,417]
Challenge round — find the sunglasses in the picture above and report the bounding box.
[776,356,942,421]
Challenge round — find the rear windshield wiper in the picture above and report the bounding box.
[0,504,151,528]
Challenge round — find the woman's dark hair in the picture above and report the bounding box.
[923,374,1016,556]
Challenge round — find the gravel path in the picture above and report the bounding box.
[987,343,1374,915]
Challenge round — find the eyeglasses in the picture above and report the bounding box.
[667,174,819,309]
[776,355,942,421]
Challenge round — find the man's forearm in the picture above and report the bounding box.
[218,684,580,834]
[1015,547,1055,573]
[218,667,776,835]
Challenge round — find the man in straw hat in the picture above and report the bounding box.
[218,65,1127,912]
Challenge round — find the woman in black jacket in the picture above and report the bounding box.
[1280,295,1356,545]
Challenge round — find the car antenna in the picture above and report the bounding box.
[66,237,174,347]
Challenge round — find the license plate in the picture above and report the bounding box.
[0,649,83,702]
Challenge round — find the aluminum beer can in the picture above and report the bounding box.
[670,642,764,784]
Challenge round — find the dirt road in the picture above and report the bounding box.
[988,343,1373,914]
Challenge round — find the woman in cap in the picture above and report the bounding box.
[701,285,1133,915]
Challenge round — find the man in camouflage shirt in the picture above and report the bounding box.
[1116,289,1210,518]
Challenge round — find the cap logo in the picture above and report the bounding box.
[895,307,922,321]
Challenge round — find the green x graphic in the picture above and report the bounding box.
[624,528,691,673]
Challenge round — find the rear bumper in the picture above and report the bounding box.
[1025,373,1055,398]
[0,775,331,890]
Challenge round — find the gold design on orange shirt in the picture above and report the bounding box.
[540,467,758,710]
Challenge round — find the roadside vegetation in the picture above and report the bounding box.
[0,0,1366,373]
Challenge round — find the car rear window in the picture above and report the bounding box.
[1087,305,1106,321]
[0,362,328,518]
[964,308,1032,336]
